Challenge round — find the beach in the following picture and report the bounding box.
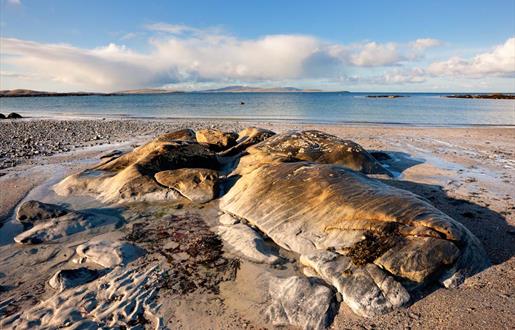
[0,118,513,329]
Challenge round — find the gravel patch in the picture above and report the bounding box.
[0,119,245,170]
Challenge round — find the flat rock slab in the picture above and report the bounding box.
[217,223,281,264]
[76,239,144,268]
[155,168,219,203]
[14,209,108,244]
[266,275,335,330]
[49,267,101,292]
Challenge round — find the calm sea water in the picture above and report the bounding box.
[1,92,514,126]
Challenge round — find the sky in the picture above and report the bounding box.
[0,0,514,92]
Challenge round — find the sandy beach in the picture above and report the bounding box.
[0,118,513,329]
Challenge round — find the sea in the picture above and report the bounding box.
[1,92,514,126]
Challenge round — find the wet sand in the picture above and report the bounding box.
[0,118,513,329]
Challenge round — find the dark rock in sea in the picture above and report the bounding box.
[7,112,23,119]
[367,95,406,98]
[16,200,68,227]
[445,93,515,100]
[0,113,5,119]
[49,267,101,291]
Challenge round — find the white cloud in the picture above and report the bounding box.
[7,0,21,5]
[411,38,442,50]
[427,37,515,77]
[1,23,513,91]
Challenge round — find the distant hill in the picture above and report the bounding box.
[0,89,101,97]
[115,88,184,95]
[197,86,339,93]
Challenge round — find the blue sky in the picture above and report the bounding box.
[1,0,514,92]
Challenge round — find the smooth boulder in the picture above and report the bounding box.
[266,275,335,329]
[221,160,489,315]
[7,112,22,119]
[16,200,68,227]
[155,168,219,203]
[246,130,391,176]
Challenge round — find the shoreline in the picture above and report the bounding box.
[0,118,513,328]
[4,115,515,128]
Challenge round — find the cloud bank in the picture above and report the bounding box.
[1,23,513,91]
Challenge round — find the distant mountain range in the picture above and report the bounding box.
[0,86,348,97]
[197,86,329,93]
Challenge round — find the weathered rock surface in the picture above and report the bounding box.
[155,168,219,203]
[217,223,281,264]
[76,239,144,268]
[266,275,335,330]
[49,267,100,292]
[54,131,219,203]
[300,251,410,317]
[245,130,391,176]
[195,128,238,151]
[2,265,163,329]
[219,127,276,157]
[218,213,239,225]
[49,127,490,319]
[16,200,68,227]
[14,206,110,244]
[221,160,489,315]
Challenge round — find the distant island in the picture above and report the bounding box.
[0,88,183,97]
[367,95,406,99]
[0,86,349,97]
[445,93,515,100]
[197,86,333,93]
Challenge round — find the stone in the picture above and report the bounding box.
[0,113,5,119]
[300,251,410,317]
[217,224,281,264]
[246,130,392,176]
[195,129,238,151]
[7,112,22,119]
[99,149,123,159]
[155,168,219,203]
[76,239,144,268]
[221,160,489,315]
[16,200,68,227]
[154,128,197,142]
[54,131,219,203]
[14,206,112,244]
[49,267,100,292]
[266,275,335,330]
[219,127,276,157]
[218,213,239,225]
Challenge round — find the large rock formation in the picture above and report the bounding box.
[54,132,220,203]
[51,127,490,320]
[244,130,392,176]
[220,160,489,316]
